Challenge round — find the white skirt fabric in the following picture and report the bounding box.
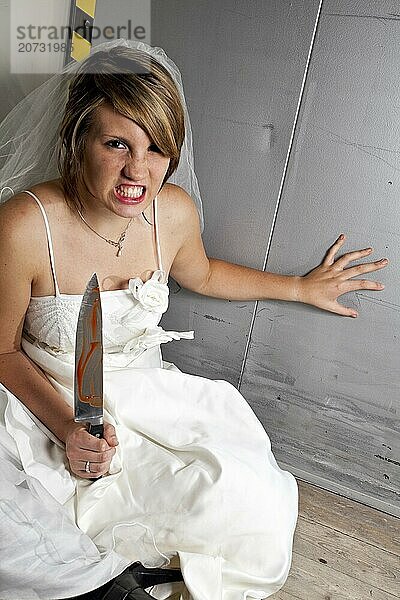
[0,339,298,600]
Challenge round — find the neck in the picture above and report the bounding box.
[77,185,144,236]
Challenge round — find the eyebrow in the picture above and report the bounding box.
[101,133,130,142]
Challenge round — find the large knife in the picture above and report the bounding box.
[74,273,104,439]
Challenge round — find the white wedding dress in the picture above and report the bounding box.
[0,191,298,600]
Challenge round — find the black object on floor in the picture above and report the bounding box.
[128,562,184,588]
[62,562,183,600]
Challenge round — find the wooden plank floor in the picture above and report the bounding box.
[273,480,400,599]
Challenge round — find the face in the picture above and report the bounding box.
[81,103,170,220]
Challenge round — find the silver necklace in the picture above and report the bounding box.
[76,208,133,257]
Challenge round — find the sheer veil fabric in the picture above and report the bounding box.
[0,38,204,231]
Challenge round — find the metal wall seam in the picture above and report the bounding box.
[237,0,325,391]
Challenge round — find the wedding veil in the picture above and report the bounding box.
[0,38,204,230]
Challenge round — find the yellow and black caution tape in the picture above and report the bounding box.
[66,0,97,64]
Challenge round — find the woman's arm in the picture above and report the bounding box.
[0,198,117,477]
[169,188,388,317]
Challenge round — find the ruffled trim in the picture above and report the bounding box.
[23,269,194,367]
[122,326,194,359]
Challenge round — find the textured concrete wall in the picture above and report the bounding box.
[242,0,400,516]
[153,0,400,516]
[153,0,321,380]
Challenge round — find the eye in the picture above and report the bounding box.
[148,143,163,154]
[106,139,127,150]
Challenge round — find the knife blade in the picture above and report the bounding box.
[74,273,104,439]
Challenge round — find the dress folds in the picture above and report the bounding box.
[0,191,298,599]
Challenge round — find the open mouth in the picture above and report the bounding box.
[114,184,146,203]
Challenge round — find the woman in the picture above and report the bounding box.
[0,40,387,600]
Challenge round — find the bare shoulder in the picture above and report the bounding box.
[0,181,62,350]
[0,180,64,232]
[0,191,40,241]
[0,180,63,269]
[157,183,201,235]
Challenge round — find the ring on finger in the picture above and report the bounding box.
[84,460,91,473]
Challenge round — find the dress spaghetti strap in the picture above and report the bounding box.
[22,190,61,297]
[153,195,164,275]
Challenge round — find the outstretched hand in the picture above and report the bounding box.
[65,422,119,479]
[297,234,388,317]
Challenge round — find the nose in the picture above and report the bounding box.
[123,152,148,181]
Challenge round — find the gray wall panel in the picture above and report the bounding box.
[0,1,66,122]
[152,0,321,382]
[240,0,400,515]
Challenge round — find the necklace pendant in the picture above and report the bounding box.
[76,208,132,257]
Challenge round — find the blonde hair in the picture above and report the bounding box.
[57,46,185,210]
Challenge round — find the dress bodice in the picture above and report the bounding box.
[21,190,193,368]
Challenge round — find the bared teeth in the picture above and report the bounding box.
[117,185,144,198]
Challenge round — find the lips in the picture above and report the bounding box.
[114,184,146,204]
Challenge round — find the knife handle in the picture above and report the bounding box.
[87,423,104,481]
[88,423,104,438]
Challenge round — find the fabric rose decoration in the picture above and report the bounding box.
[128,270,169,313]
